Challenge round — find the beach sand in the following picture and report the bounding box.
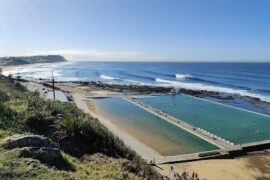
[86,100,99,115]
[1,63,44,72]
[157,153,270,180]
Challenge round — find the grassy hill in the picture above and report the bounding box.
[0,55,67,66]
[0,74,160,179]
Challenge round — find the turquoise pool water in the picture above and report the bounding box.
[138,95,270,145]
[95,97,218,156]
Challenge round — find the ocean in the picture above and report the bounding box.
[3,61,270,103]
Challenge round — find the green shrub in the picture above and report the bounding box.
[0,75,160,178]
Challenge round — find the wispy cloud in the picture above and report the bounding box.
[27,49,145,61]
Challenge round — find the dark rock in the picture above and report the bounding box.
[55,81,173,94]
[179,88,236,101]
[20,147,60,164]
[179,89,205,97]
[2,134,74,171]
[19,147,74,171]
[2,135,58,149]
[24,159,41,170]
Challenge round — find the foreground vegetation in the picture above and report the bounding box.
[0,74,160,179]
[0,130,139,179]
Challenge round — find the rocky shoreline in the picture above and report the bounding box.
[56,80,173,94]
[15,78,270,115]
[58,80,270,115]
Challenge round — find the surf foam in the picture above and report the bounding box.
[175,73,193,80]
[100,74,119,80]
[155,78,270,102]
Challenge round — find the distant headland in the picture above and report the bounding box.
[0,55,67,66]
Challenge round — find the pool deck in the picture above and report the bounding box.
[123,96,235,149]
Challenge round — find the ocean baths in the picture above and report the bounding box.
[94,97,218,156]
[138,94,270,145]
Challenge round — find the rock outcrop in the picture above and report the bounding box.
[2,135,72,170]
[2,135,58,149]
[19,147,63,168]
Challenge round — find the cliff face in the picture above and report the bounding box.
[0,55,67,66]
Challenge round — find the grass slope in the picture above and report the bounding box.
[0,75,160,179]
[0,130,136,179]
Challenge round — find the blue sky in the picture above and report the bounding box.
[0,0,270,61]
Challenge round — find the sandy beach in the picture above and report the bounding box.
[157,153,270,180]
[1,63,44,72]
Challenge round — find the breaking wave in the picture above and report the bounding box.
[175,73,193,80]
[100,74,119,80]
[155,78,270,102]
[99,74,147,85]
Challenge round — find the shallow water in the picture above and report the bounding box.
[95,97,218,156]
[138,95,270,144]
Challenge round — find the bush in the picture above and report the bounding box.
[0,75,159,178]
[25,112,55,136]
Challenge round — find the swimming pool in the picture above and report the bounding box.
[95,97,218,156]
[138,94,270,145]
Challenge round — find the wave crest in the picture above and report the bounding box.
[155,78,270,102]
[100,74,119,80]
[175,73,193,80]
